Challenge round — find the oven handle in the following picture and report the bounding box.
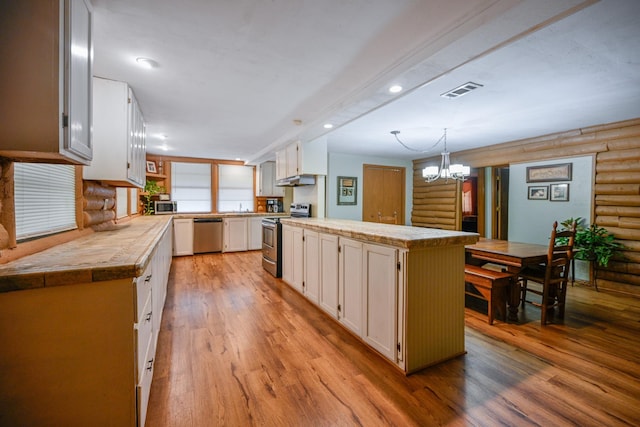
[262,256,277,266]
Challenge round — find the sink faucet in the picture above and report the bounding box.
[239,203,242,211]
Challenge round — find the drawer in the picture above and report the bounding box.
[136,336,155,427]
[135,292,154,384]
[134,262,153,323]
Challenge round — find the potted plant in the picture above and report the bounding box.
[561,217,623,289]
[142,180,166,215]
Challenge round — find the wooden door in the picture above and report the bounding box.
[363,164,405,225]
[492,167,510,240]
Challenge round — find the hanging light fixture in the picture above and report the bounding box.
[391,128,470,182]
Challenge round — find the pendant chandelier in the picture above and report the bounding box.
[391,128,470,182]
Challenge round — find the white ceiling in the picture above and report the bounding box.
[91,0,640,164]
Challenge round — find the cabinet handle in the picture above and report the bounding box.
[145,311,152,322]
[147,358,154,371]
[145,274,152,283]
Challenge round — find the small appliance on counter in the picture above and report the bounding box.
[261,203,311,277]
[266,199,284,213]
[154,200,177,214]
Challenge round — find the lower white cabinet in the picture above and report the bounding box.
[248,217,263,250]
[282,224,304,292]
[338,237,364,335]
[173,218,194,256]
[318,233,339,318]
[223,217,248,252]
[0,223,173,426]
[362,243,398,361]
[303,230,320,304]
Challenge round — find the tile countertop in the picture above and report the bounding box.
[0,216,173,293]
[279,218,479,250]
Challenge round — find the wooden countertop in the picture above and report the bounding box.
[279,218,479,250]
[173,212,288,219]
[0,216,173,293]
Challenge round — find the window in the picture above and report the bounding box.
[14,163,76,240]
[218,164,254,212]
[171,162,211,213]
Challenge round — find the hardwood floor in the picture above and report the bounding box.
[145,251,640,426]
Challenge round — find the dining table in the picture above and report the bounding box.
[465,238,549,320]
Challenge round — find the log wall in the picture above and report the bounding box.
[413,118,640,296]
[83,181,117,231]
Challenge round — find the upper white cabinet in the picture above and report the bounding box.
[256,161,284,197]
[0,0,93,165]
[84,77,146,187]
[275,138,327,180]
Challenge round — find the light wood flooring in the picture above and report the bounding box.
[145,251,640,426]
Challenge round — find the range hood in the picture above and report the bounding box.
[276,174,316,187]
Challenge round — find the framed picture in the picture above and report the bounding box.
[526,163,572,183]
[528,185,548,200]
[146,161,157,174]
[550,183,570,201]
[337,176,357,205]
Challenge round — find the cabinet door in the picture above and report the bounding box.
[275,150,287,180]
[339,238,363,336]
[285,142,299,177]
[127,88,146,187]
[223,218,248,252]
[248,217,263,250]
[282,225,294,284]
[282,225,304,292]
[362,243,398,361]
[65,0,93,161]
[173,219,194,256]
[319,233,339,318]
[303,230,320,304]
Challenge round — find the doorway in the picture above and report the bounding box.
[492,167,509,240]
[362,164,405,225]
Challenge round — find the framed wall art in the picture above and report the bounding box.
[526,163,572,183]
[337,176,357,205]
[146,160,157,174]
[550,183,570,201]
[528,185,548,200]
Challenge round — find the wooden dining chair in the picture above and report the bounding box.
[520,220,577,325]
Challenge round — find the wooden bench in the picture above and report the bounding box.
[464,264,516,324]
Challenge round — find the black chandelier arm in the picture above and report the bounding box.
[390,130,445,153]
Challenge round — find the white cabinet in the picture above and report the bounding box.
[362,243,398,361]
[275,138,327,179]
[173,218,194,256]
[282,224,304,293]
[223,217,248,252]
[338,237,364,335]
[85,77,146,187]
[0,0,93,164]
[318,233,339,318]
[257,161,284,197]
[248,217,263,250]
[303,230,320,304]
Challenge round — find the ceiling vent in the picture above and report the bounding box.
[440,82,483,99]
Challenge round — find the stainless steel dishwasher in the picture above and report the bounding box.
[193,218,223,253]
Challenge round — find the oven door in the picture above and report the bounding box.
[262,221,278,261]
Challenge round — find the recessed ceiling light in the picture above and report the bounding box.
[389,85,403,93]
[323,123,334,129]
[136,57,159,69]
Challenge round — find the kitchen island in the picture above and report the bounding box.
[279,218,479,374]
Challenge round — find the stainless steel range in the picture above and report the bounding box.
[262,203,311,277]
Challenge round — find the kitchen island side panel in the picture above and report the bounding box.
[404,244,466,373]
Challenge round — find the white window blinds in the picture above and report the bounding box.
[171,162,211,213]
[218,164,254,212]
[14,163,77,240]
